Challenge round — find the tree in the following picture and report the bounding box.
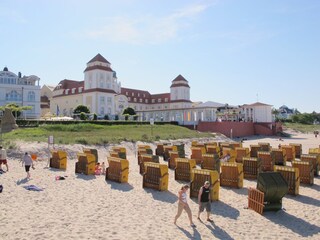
[122,107,136,116]
[122,107,136,120]
[73,105,90,114]
[0,103,32,118]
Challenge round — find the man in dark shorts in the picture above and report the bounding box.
[0,146,9,171]
[22,152,34,179]
[197,181,213,222]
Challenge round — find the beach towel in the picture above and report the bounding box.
[23,185,44,191]
[55,176,66,181]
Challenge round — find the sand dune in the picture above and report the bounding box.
[0,132,319,240]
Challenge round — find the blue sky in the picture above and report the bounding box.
[1,0,319,113]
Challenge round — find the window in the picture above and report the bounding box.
[27,91,35,101]
[134,98,137,102]
[100,80,104,88]
[79,87,83,93]
[145,99,148,103]
[107,97,112,104]
[100,96,105,103]
[100,107,105,115]
[158,99,161,103]
[65,89,69,94]
[6,90,21,101]
[139,99,143,103]
[138,93,140,97]
[128,97,131,101]
[72,88,76,94]
[165,98,168,102]
[132,92,134,96]
[152,99,155,103]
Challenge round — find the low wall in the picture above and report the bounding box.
[197,122,280,137]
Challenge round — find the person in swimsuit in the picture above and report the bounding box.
[174,185,196,227]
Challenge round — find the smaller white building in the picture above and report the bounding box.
[241,102,273,122]
[0,67,41,119]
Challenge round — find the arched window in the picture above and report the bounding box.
[6,90,22,101]
[27,91,35,101]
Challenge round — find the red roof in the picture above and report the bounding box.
[53,79,84,91]
[84,65,113,72]
[170,74,190,88]
[121,87,171,104]
[87,53,110,64]
[83,88,117,94]
[172,74,187,82]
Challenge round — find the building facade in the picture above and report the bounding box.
[0,67,41,119]
[48,54,272,124]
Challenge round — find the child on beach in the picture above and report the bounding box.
[174,185,196,227]
[21,152,34,179]
[101,162,106,175]
[95,162,102,175]
[0,146,9,172]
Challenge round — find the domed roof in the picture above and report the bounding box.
[3,67,8,71]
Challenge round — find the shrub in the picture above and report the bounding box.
[80,112,87,120]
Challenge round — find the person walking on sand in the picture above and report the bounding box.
[0,146,9,171]
[197,181,213,222]
[174,185,196,227]
[21,152,34,179]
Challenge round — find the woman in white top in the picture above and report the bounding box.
[174,185,196,227]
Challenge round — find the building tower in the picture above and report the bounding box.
[170,74,191,108]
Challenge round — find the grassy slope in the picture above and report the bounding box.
[2,124,213,146]
[283,122,320,133]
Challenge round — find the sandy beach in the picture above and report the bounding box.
[0,131,319,240]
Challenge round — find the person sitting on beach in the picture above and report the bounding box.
[95,162,102,175]
[21,152,34,179]
[0,146,9,172]
[174,185,196,228]
[220,153,230,163]
[197,181,213,222]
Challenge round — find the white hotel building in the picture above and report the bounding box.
[49,54,272,124]
[0,67,41,119]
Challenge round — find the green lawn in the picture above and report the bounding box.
[1,123,213,146]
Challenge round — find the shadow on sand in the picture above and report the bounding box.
[286,194,320,207]
[309,181,320,191]
[176,226,201,240]
[144,188,178,204]
[203,221,234,240]
[76,174,96,180]
[265,211,320,237]
[211,201,240,220]
[229,187,249,196]
[105,180,134,192]
[16,178,30,185]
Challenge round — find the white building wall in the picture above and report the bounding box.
[253,106,272,122]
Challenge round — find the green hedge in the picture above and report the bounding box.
[15,119,179,127]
